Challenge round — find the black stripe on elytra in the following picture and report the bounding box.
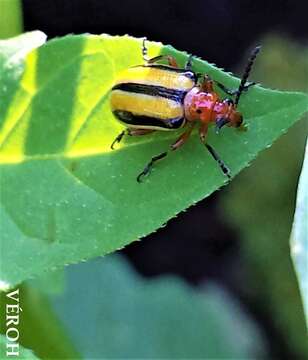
[112,83,186,103]
[113,110,185,129]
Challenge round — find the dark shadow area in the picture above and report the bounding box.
[23,0,308,69]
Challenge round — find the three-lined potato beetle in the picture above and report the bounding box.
[110,39,260,182]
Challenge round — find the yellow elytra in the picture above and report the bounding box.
[110,64,196,130]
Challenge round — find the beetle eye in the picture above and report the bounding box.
[196,109,202,114]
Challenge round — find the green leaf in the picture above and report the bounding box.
[0,32,308,287]
[49,255,265,358]
[291,138,308,327]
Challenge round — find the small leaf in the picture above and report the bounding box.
[49,256,265,358]
[0,33,307,287]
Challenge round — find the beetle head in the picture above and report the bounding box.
[215,99,244,134]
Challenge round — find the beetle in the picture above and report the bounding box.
[110,39,260,182]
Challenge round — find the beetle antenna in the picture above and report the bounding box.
[235,45,261,106]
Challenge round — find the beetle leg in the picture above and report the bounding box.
[128,128,155,136]
[199,123,208,143]
[198,123,231,179]
[147,55,178,67]
[214,80,256,96]
[205,144,231,179]
[142,38,178,67]
[199,75,215,92]
[142,38,148,61]
[170,123,195,150]
[111,130,126,149]
[137,123,195,182]
[111,128,155,149]
[185,54,193,71]
[137,151,168,182]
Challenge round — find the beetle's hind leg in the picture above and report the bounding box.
[111,130,126,149]
[111,128,155,150]
[142,38,179,67]
[137,123,195,182]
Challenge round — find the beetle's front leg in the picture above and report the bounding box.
[214,80,256,96]
[205,144,231,179]
[199,123,231,179]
